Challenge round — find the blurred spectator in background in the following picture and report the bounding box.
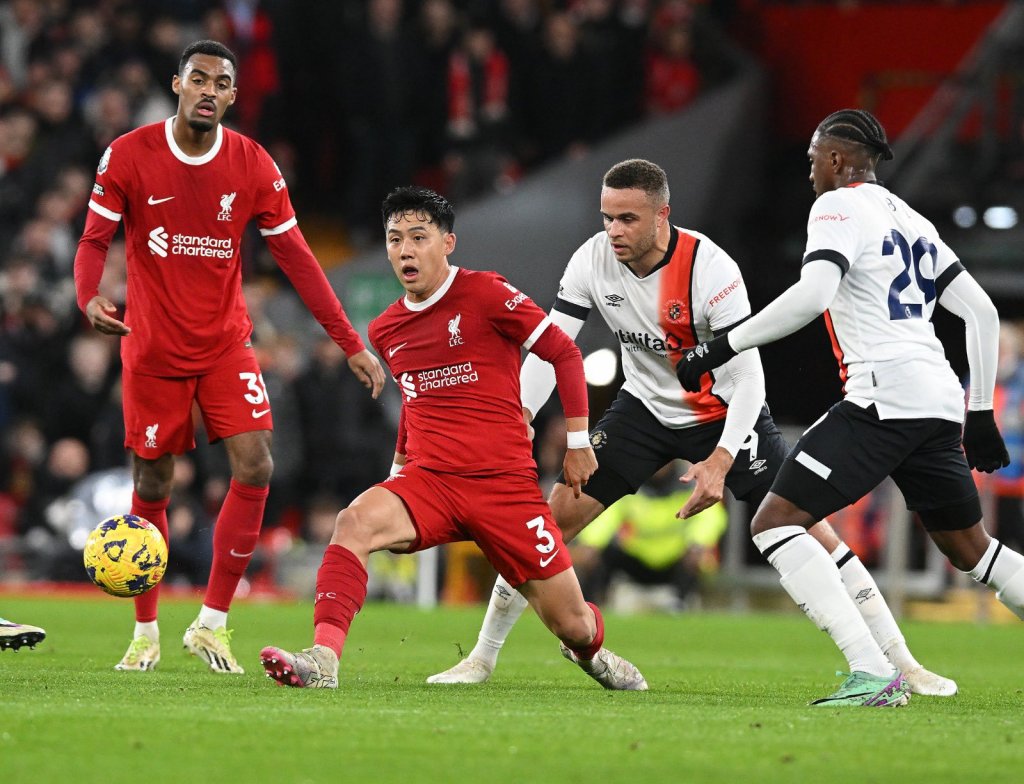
[444,18,515,201]
[522,11,594,165]
[256,334,305,529]
[575,0,645,135]
[295,335,393,504]
[202,0,281,139]
[645,9,701,116]
[416,0,460,187]
[42,333,117,444]
[19,436,90,544]
[0,0,46,90]
[143,15,186,83]
[0,418,46,517]
[339,0,422,243]
[116,58,176,128]
[24,77,93,201]
[573,461,728,611]
[163,455,214,588]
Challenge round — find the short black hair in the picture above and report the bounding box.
[816,109,894,161]
[603,159,670,204]
[178,40,238,79]
[382,186,455,234]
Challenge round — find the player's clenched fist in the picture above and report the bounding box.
[675,334,736,392]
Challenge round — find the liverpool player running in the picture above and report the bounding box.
[429,159,950,700]
[74,40,385,674]
[676,110,1024,704]
[259,186,647,690]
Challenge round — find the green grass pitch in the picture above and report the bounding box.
[1,594,1019,783]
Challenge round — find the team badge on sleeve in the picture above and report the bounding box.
[97,146,112,174]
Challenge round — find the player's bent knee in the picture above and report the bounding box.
[233,454,273,487]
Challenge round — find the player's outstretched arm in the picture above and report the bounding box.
[939,271,1009,472]
[677,260,843,392]
[347,349,386,399]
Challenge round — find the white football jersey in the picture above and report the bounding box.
[804,182,966,421]
[556,226,751,428]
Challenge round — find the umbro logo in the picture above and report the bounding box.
[148,195,174,205]
[604,294,625,307]
[854,588,875,605]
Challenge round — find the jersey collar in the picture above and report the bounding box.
[402,265,459,311]
[164,117,224,165]
[651,226,679,275]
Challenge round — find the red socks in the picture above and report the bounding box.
[568,602,605,662]
[131,493,169,623]
[204,479,268,612]
[313,544,368,657]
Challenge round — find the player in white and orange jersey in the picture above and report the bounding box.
[74,39,385,675]
[430,158,951,700]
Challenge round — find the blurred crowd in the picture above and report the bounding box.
[311,0,735,237]
[0,0,736,589]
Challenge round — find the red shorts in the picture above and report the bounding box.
[122,350,273,458]
[378,464,573,587]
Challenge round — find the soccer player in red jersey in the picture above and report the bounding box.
[259,186,647,690]
[73,40,386,674]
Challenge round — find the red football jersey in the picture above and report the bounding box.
[88,118,295,375]
[370,267,553,475]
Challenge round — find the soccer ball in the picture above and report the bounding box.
[83,514,168,597]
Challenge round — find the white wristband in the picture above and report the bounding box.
[566,430,590,450]
[390,462,404,476]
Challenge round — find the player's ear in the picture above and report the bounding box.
[444,232,456,255]
[658,203,671,226]
[171,75,181,96]
[228,86,237,106]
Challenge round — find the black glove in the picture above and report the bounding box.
[963,409,1010,473]
[675,334,737,393]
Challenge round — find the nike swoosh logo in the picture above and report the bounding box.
[251,409,271,419]
[539,550,559,568]
[388,342,408,358]
[148,195,175,205]
[229,549,255,558]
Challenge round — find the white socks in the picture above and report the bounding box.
[969,538,1024,620]
[134,621,159,642]
[831,543,921,673]
[468,575,530,668]
[198,606,228,630]
[755,526,893,677]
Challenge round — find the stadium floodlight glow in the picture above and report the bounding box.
[583,348,618,386]
[952,205,977,229]
[982,206,1018,230]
